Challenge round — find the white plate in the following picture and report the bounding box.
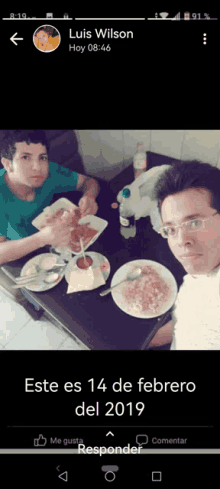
[31,198,77,228]
[111,260,178,319]
[20,253,65,292]
[31,197,108,255]
[65,252,111,290]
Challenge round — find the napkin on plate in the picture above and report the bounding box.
[67,266,106,294]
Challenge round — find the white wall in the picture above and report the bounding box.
[74,130,220,181]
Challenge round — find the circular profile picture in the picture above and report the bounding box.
[33,25,61,52]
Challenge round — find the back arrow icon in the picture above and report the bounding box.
[58,471,68,482]
[10,33,24,46]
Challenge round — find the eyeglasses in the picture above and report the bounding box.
[159,211,219,239]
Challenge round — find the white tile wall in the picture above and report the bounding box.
[75,130,220,180]
[150,130,185,159]
[181,130,220,166]
[75,130,124,180]
[123,130,151,159]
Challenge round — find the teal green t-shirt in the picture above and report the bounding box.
[0,162,78,240]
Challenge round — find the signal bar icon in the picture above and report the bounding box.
[172,12,180,20]
[152,12,181,20]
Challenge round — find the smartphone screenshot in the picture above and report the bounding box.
[0,7,219,486]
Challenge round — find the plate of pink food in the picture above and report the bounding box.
[32,198,108,255]
[110,260,178,319]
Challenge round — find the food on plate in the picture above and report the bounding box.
[122,265,170,314]
[39,207,74,227]
[39,207,98,252]
[76,256,93,269]
[39,255,58,270]
[100,261,110,272]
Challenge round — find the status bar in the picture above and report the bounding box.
[2,18,145,21]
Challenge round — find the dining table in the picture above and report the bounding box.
[0,163,185,350]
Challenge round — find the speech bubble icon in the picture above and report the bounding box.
[136,434,148,447]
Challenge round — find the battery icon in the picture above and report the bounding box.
[184,12,190,20]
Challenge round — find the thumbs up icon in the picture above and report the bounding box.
[34,434,47,447]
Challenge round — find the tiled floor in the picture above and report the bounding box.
[0,287,82,350]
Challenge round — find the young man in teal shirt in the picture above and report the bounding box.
[0,130,99,264]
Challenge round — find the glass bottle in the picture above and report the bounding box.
[133,142,147,179]
[119,188,136,239]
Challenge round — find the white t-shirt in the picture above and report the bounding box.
[170,265,220,350]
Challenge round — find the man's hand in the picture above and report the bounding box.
[76,174,99,217]
[38,219,74,248]
[0,236,7,243]
[78,195,98,218]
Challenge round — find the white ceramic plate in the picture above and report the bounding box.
[31,198,77,229]
[20,253,65,292]
[31,197,108,255]
[65,252,111,290]
[111,260,178,319]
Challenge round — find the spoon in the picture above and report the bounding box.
[12,272,61,289]
[100,267,142,297]
[15,265,65,283]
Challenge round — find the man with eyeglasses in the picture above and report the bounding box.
[148,160,220,350]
